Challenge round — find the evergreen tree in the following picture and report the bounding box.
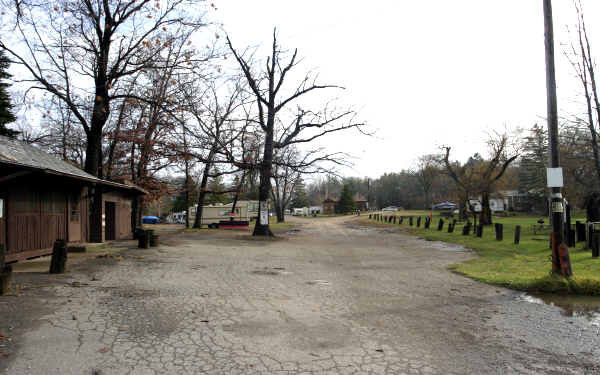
[519,124,548,195]
[290,178,309,208]
[0,50,18,138]
[205,173,228,204]
[337,184,356,214]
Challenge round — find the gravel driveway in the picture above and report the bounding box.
[0,216,598,374]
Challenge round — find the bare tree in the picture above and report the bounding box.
[1,0,209,240]
[227,29,366,236]
[414,154,441,210]
[565,0,600,183]
[443,132,519,225]
[181,77,249,228]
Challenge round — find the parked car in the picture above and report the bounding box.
[381,206,398,211]
[142,216,160,224]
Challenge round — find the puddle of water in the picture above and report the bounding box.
[251,270,280,276]
[518,293,600,326]
[306,280,330,286]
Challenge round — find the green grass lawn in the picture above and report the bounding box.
[360,211,600,295]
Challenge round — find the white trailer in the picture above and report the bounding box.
[188,202,250,228]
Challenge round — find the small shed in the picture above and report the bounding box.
[354,194,368,211]
[0,136,145,262]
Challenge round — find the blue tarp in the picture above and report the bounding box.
[432,202,457,210]
[142,216,160,224]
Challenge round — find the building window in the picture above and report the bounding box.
[70,193,80,222]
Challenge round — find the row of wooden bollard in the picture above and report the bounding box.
[368,214,523,245]
[574,221,600,258]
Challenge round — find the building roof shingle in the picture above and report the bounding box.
[0,136,145,193]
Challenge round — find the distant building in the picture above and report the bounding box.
[322,194,368,214]
[354,194,368,211]
[322,197,337,215]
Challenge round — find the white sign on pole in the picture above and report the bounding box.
[546,168,564,188]
[259,201,268,225]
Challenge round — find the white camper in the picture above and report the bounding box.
[188,202,250,227]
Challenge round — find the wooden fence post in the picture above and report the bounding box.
[425,217,430,229]
[576,221,586,243]
[495,223,503,241]
[593,233,600,258]
[417,217,421,227]
[409,217,413,226]
[514,226,521,244]
[437,219,444,231]
[49,239,68,274]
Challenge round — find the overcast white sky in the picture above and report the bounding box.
[213,0,600,178]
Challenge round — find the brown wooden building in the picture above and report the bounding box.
[322,194,368,214]
[322,198,337,215]
[0,136,145,263]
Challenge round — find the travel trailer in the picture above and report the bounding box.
[188,201,254,228]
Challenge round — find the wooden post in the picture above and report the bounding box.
[462,223,470,236]
[495,223,503,241]
[593,233,600,258]
[49,239,68,274]
[417,217,421,227]
[476,225,483,238]
[447,222,454,233]
[437,219,444,231]
[588,223,594,250]
[576,221,586,242]
[409,217,413,226]
[138,230,150,249]
[425,217,430,229]
[149,232,159,247]
[514,226,521,244]
[0,244,11,295]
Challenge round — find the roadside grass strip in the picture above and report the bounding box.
[360,211,600,295]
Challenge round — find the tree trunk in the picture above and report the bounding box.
[458,190,469,221]
[480,190,493,225]
[276,203,285,223]
[85,87,109,243]
[192,163,212,229]
[253,122,274,236]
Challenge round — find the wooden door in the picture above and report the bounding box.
[40,190,67,250]
[105,201,116,241]
[7,188,40,253]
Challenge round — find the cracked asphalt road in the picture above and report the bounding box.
[1,216,599,374]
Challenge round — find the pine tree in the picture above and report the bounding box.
[519,124,547,195]
[337,184,356,214]
[0,50,18,137]
[291,178,309,208]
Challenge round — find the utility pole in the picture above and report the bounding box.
[543,0,572,277]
